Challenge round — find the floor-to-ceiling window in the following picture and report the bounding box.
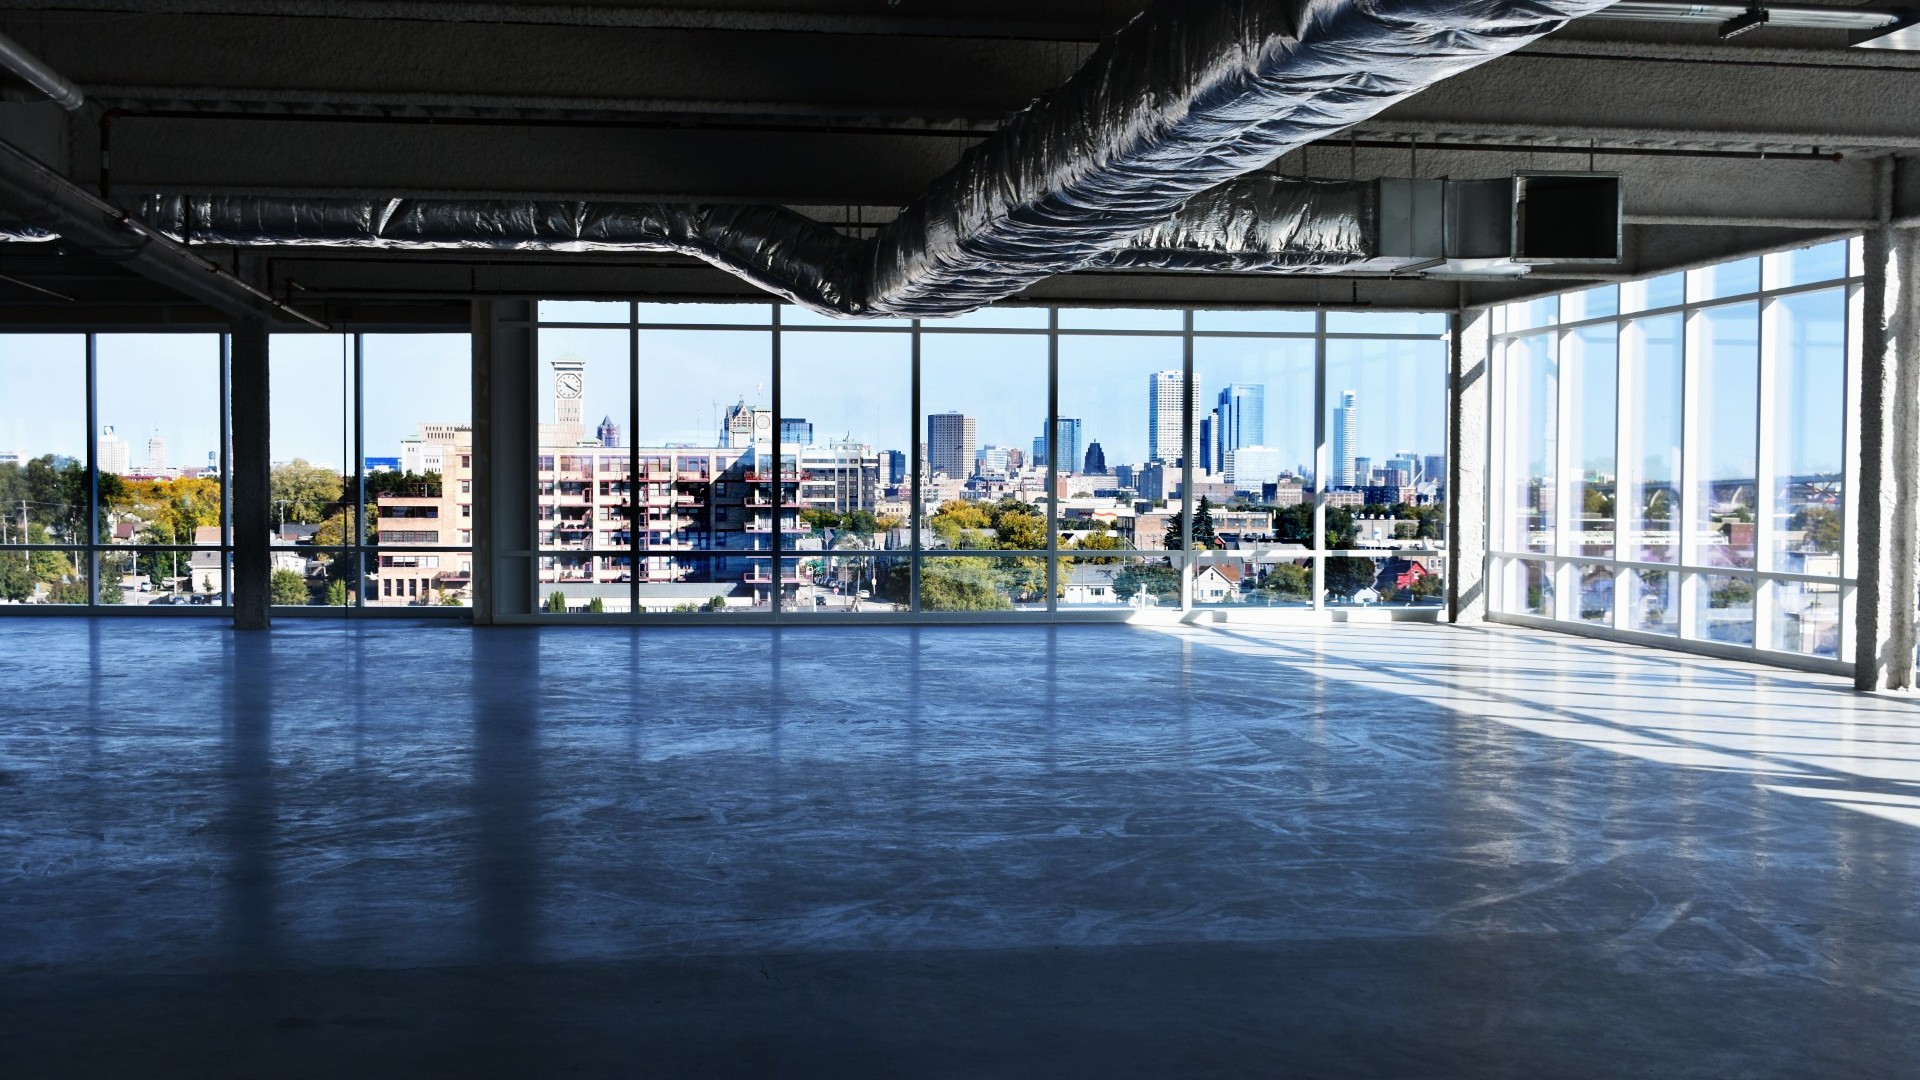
[267,332,474,612]
[528,303,1451,619]
[0,333,227,608]
[1489,238,1860,664]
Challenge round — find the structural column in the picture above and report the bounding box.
[471,299,534,624]
[229,319,271,629]
[1854,224,1920,690]
[1448,306,1492,624]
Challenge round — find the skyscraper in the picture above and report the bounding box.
[1199,408,1223,474]
[595,415,621,448]
[780,417,814,446]
[975,445,1013,477]
[927,411,975,480]
[1031,418,1083,472]
[1333,390,1358,488]
[1147,370,1201,465]
[144,432,168,473]
[1082,441,1107,475]
[1217,383,1265,453]
[1224,446,1283,490]
[883,449,907,486]
[97,426,130,475]
[1054,418,1083,475]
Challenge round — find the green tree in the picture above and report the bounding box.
[1260,562,1313,601]
[1064,526,1126,566]
[929,499,994,549]
[587,597,605,613]
[545,590,569,613]
[1710,578,1755,608]
[2,455,91,541]
[1789,505,1841,554]
[270,569,310,606]
[325,579,351,606]
[1273,504,1358,548]
[97,552,127,605]
[1114,561,1181,605]
[362,470,440,501]
[311,509,369,548]
[1192,496,1218,548]
[0,550,32,601]
[1325,507,1359,548]
[704,595,727,612]
[1273,504,1313,544]
[919,557,1013,611]
[994,508,1046,551]
[1387,502,1446,541]
[270,459,345,525]
[1324,556,1379,600]
[439,589,463,607]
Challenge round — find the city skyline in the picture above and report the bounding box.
[2,324,1451,481]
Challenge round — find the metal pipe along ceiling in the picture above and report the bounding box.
[145,0,1617,318]
[0,30,84,110]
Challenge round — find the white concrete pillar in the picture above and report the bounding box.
[1854,226,1920,690]
[1449,306,1491,624]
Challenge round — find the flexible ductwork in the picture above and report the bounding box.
[854,0,1620,315]
[135,196,863,315]
[1091,177,1376,273]
[85,0,1619,317]
[141,169,1624,289]
[141,180,1382,288]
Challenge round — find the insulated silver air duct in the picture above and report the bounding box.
[125,0,1621,317]
[142,171,1623,291]
[853,0,1624,315]
[141,182,1385,285]
[135,196,863,315]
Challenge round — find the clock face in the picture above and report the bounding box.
[557,372,583,398]
[754,413,771,431]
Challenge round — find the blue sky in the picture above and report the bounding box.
[3,312,1460,479]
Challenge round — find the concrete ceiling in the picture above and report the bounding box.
[0,0,1914,327]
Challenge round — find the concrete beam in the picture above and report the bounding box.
[0,1,1138,41]
[92,119,971,204]
[229,317,270,629]
[0,13,1082,119]
[1448,306,1490,624]
[1372,50,1920,151]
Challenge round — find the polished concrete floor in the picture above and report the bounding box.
[3,618,1918,1078]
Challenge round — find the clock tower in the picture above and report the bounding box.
[549,354,586,445]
